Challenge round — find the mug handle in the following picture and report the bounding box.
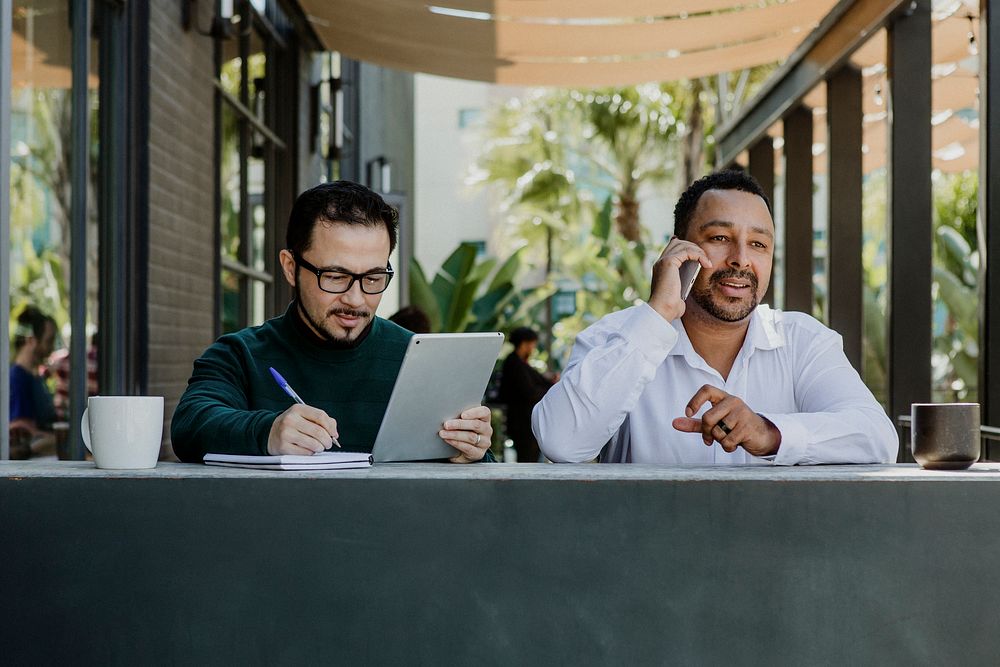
[80,406,93,453]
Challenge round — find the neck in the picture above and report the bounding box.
[13,347,37,372]
[681,304,752,380]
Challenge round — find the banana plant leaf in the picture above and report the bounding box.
[408,259,442,332]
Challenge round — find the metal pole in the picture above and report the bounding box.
[1,0,12,460]
[887,0,932,461]
[782,105,814,314]
[826,65,864,371]
[980,0,1000,455]
[69,0,91,459]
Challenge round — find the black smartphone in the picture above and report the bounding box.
[679,260,701,300]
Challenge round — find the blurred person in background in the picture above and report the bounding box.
[388,305,432,334]
[9,305,57,458]
[500,327,555,463]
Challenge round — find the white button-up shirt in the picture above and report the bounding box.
[532,303,898,465]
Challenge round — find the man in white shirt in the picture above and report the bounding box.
[533,170,898,465]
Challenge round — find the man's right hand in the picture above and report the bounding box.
[267,404,339,455]
[648,238,712,322]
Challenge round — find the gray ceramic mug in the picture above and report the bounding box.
[910,402,980,470]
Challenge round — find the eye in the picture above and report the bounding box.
[752,241,768,249]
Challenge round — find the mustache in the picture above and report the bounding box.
[328,307,371,319]
[709,268,758,291]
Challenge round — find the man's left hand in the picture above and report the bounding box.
[440,405,493,463]
[671,385,781,457]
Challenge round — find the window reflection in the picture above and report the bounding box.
[9,1,100,416]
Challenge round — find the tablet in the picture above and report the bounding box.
[372,332,504,462]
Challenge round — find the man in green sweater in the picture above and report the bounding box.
[172,181,493,463]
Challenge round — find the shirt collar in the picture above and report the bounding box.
[668,304,785,361]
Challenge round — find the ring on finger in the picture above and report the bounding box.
[474,432,481,446]
[716,419,732,436]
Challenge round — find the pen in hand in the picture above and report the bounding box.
[268,367,341,449]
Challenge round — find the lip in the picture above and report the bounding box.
[716,281,751,298]
[332,313,363,328]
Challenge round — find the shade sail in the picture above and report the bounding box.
[299,0,840,86]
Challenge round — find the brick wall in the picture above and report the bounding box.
[146,2,216,459]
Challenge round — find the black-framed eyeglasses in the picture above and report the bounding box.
[295,255,394,294]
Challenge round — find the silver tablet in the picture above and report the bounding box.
[372,332,504,462]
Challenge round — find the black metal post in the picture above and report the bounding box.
[887,0,933,460]
[97,0,150,400]
[782,106,814,314]
[980,0,1000,455]
[1,0,11,459]
[749,137,776,305]
[826,65,864,371]
[68,0,92,459]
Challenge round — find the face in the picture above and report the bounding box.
[33,322,56,365]
[280,221,391,344]
[517,340,538,358]
[684,189,773,323]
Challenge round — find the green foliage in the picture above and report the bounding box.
[859,170,980,404]
[409,243,546,334]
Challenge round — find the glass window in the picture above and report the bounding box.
[216,4,287,334]
[9,1,101,428]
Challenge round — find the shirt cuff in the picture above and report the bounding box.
[760,413,810,466]
[622,303,679,364]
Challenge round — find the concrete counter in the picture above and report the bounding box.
[3,461,999,664]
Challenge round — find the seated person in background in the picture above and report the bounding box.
[388,305,431,334]
[47,331,99,421]
[9,306,58,457]
[533,170,898,465]
[172,181,492,463]
[499,327,554,463]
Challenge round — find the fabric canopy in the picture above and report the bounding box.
[299,0,840,86]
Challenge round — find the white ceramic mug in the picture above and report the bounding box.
[80,396,164,469]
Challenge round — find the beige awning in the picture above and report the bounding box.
[299,0,840,86]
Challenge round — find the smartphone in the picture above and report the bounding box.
[679,260,701,300]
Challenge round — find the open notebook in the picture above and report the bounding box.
[204,451,373,470]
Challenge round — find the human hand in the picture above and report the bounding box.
[267,404,339,455]
[439,405,492,463]
[671,384,781,457]
[648,238,713,322]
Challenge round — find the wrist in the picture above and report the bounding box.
[759,413,781,455]
[648,298,682,322]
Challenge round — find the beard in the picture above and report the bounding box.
[294,282,372,344]
[690,267,760,322]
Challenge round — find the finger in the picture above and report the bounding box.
[295,406,339,440]
[441,435,485,461]
[274,441,321,456]
[701,401,739,444]
[292,413,338,449]
[685,385,728,418]
[671,417,702,433]
[460,405,491,421]
[443,418,481,433]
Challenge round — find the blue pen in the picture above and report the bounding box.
[268,367,341,448]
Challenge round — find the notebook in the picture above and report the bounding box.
[204,451,373,470]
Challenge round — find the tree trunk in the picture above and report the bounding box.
[615,193,642,243]
[682,79,706,187]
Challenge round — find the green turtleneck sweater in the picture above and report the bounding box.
[171,304,413,462]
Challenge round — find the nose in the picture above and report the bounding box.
[340,279,367,306]
[727,243,751,269]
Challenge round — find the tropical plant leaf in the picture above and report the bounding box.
[932,265,977,338]
[408,258,442,332]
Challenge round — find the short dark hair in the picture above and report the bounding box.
[13,305,54,351]
[673,169,772,240]
[286,181,398,258]
[509,327,539,348]
[388,306,432,334]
